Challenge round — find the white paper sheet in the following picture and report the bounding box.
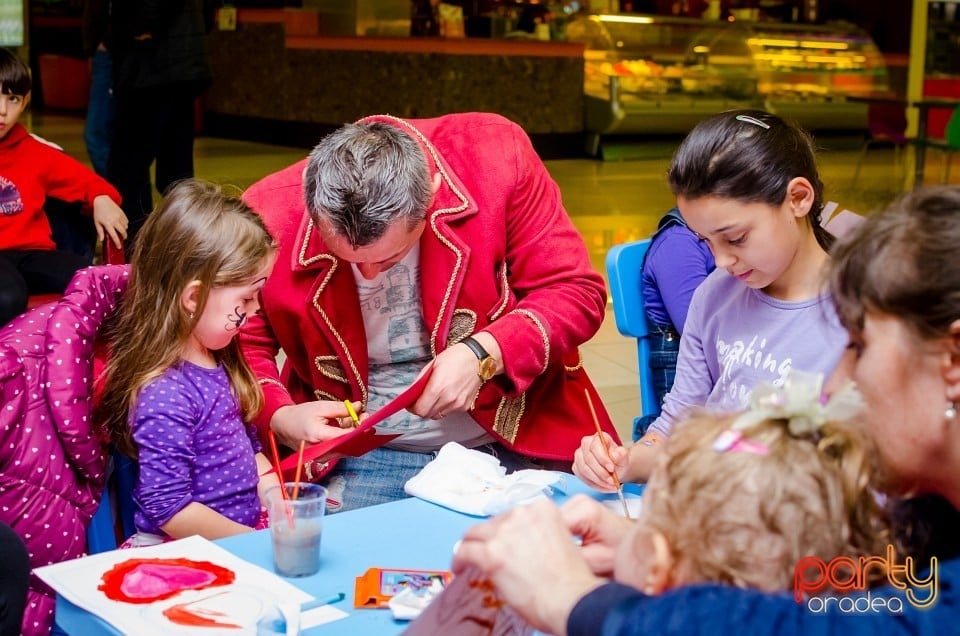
[301,604,350,629]
[35,535,317,635]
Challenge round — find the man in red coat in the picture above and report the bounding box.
[241,113,618,512]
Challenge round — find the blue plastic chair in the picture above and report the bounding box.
[605,239,659,441]
[86,449,137,553]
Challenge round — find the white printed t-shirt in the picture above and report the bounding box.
[352,243,492,452]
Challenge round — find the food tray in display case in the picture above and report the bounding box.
[565,13,889,140]
[741,20,889,128]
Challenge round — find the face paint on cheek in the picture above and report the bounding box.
[225,306,247,331]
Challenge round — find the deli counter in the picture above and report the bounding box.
[565,14,890,143]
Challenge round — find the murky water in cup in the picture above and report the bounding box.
[266,482,327,578]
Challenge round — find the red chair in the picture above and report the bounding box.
[852,103,909,187]
[26,239,126,311]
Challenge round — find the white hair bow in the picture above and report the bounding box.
[731,370,865,436]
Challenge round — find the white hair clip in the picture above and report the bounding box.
[731,370,865,436]
[735,114,771,129]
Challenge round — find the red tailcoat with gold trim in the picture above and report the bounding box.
[240,113,619,460]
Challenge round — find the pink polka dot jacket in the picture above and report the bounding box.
[0,264,129,636]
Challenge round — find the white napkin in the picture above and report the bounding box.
[404,442,565,516]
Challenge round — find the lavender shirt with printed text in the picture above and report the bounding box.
[646,269,847,438]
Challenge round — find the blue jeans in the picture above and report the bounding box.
[634,321,680,439]
[322,443,571,514]
[84,49,114,177]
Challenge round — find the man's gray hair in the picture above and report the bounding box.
[303,122,433,247]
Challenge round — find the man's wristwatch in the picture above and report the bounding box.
[462,336,497,382]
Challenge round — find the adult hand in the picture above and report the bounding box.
[453,499,605,636]
[269,400,359,450]
[411,332,502,419]
[572,432,630,492]
[91,195,128,250]
[561,495,634,577]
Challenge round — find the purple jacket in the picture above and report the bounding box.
[0,265,128,636]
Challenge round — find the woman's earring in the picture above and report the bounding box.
[946,402,957,422]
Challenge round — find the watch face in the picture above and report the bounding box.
[479,357,497,381]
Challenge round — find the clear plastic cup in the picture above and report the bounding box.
[266,482,327,577]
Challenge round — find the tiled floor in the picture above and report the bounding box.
[29,111,940,443]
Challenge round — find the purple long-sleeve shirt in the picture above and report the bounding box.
[642,223,715,332]
[646,269,847,438]
[132,361,262,535]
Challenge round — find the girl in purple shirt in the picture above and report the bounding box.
[95,179,280,543]
[576,110,843,488]
[637,208,715,438]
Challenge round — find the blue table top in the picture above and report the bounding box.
[54,476,640,635]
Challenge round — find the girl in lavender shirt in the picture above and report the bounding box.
[575,110,846,488]
[96,180,280,544]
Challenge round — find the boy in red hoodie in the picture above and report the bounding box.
[0,48,127,326]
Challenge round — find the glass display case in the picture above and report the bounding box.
[565,13,890,142]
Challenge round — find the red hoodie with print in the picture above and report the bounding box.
[0,123,120,251]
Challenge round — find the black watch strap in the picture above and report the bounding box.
[462,336,489,360]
